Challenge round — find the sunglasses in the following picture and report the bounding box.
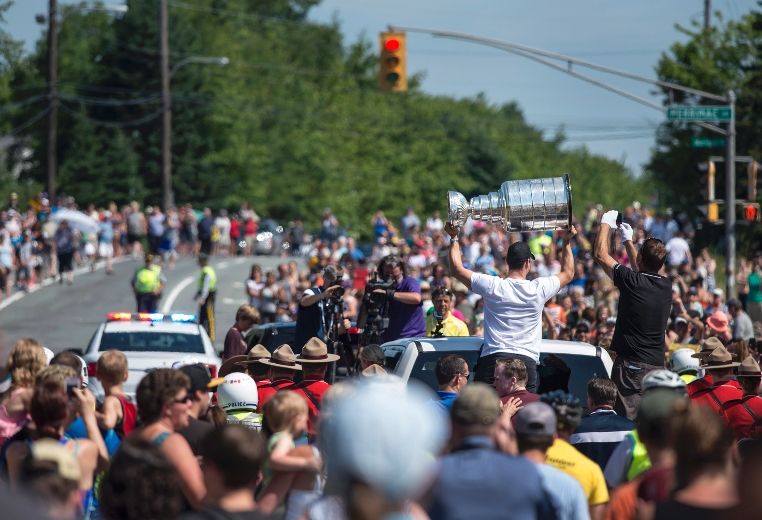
[173,394,192,405]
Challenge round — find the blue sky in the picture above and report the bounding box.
[5,0,758,176]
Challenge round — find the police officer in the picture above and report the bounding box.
[196,253,217,341]
[131,253,165,312]
[217,372,262,431]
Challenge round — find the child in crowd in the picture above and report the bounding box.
[95,350,136,439]
[0,339,47,446]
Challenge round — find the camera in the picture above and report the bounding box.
[356,274,398,344]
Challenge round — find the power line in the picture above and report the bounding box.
[6,107,51,136]
[58,103,162,128]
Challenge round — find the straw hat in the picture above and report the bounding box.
[296,337,340,364]
[736,356,762,378]
[235,344,272,366]
[691,337,724,359]
[219,355,247,378]
[259,344,302,371]
[699,345,741,370]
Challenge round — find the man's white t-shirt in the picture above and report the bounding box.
[471,272,561,361]
[666,236,690,266]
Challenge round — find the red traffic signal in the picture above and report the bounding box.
[744,204,759,222]
[384,38,400,52]
[379,32,406,92]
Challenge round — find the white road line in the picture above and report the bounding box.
[160,276,195,313]
[0,256,130,312]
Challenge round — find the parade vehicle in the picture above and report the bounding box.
[82,312,221,399]
[381,336,613,405]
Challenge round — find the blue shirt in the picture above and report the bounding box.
[435,391,458,411]
[427,436,558,520]
[536,464,589,520]
[570,408,634,471]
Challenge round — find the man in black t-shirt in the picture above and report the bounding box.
[177,363,224,455]
[594,210,671,420]
[294,265,343,349]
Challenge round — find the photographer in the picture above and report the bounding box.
[379,255,426,342]
[294,265,344,349]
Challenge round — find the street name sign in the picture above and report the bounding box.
[666,105,732,122]
[691,137,726,148]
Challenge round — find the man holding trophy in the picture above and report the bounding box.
[445,175,577,392]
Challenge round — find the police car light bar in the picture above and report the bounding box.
[106,312,197,323]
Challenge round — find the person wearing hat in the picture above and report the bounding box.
[445,222,577,392]
[689,345,742,413]
[257,344,302,407]
[514,402,589,520]
[706,310,732,344]
[542,391,609,516]
[721,356,762,440]
[594,210,672,421]
[18,438,83,520]
[217,372,262,432]
[426,383,557,520]
[131,253,165,313]
[195,253,217,341]
[727,298,755,341]
[235,344,273,391]
[288,337,339,439]
[686,336,724,396]
[177,363,225,455]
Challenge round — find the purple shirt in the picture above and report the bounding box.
[383,276,426,341]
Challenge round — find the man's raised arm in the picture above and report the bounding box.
[556,225,578,287]
[445,223,474,291]
[593,210,619,280]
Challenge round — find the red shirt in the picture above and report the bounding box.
[286,379,331,437]
[687,374,714,398]
[690,379,742,413]
[258,378,295,407]
[722,395,762,440]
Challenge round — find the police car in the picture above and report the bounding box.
[381,337,613,405]
[83,312,222,399]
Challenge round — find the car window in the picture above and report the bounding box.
[100,332,204,353]
[407,351,481,392]
[248,325,296,352]
[538,352,608,403]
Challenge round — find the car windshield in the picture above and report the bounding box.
[247,324,296,351]
[392,348,608,405]
[100,331,204,353]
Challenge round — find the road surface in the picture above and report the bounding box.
[0,255,299,354]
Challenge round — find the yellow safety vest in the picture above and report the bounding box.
[198,265,217,292]
[135,267,159,294]
[627,430,651,481]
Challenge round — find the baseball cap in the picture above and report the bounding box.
[514,402,557,436]
[506,241,535,266]
[451,383,501,427]
[179,363,224,393]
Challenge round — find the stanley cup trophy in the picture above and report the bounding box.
[447,174,572,232]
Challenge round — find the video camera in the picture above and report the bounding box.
[356,273,398,344]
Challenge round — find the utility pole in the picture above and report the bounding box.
[704,0,711,29]
[47,0,58,205]
[160,0,173,210]
[726,90,736,297]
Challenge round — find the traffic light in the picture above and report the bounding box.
[706,160,716,201]
[748,160,758,201]
[744,203,759,222]
[379,31,407,92]
[707,202,719,223]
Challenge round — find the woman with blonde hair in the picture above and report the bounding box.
[0,339,47,446]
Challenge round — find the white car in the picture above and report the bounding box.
[83,312,222,400]
[381,336,613,405]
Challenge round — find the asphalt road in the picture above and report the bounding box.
[0,255,298,354]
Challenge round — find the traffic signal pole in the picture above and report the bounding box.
[390,25,741,297]
[726,91,736,297]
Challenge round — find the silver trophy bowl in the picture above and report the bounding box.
[447,174,572,232]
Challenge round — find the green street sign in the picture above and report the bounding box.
[666,105,732,122]
[691,137,726,148]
